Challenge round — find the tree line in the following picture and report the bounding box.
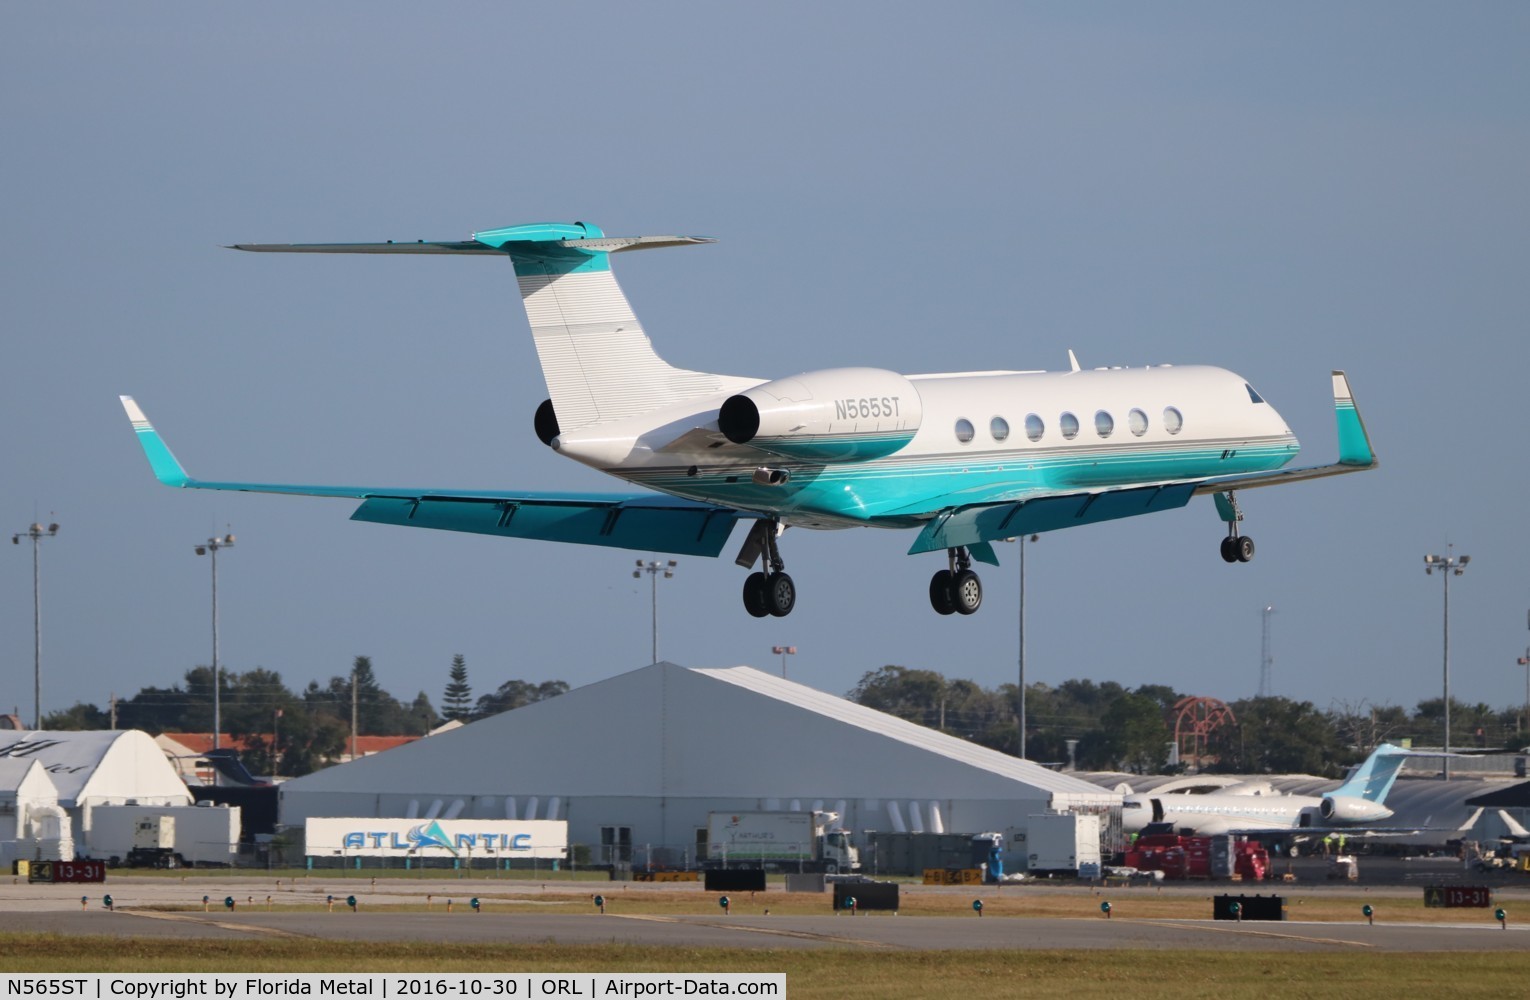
[42,654,567,778]
[43,655,1525,780]
[847,664,1529,776]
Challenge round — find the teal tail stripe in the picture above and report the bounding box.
[121,396,191,487]
[1335,402,1372,465]
[1331,371,1375,466]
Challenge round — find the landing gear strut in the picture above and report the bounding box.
[739,520,795,617]
[1215,491,1255,563]
[929,547,982,615]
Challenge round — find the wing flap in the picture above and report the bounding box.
[908,483,1197,554]
[351,495,743,557]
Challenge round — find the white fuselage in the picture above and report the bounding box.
[1122,790,1393,836]
[552,364,1299,527]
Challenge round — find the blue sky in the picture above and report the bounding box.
[4,3,1528,727]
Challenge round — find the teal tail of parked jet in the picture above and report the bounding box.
[123,220,1377,618]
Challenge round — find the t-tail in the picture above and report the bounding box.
[233,222,751,435]
[1330,743,1413,804]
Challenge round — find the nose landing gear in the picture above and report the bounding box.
[1215,491,1254,563]
[930,547,983,615]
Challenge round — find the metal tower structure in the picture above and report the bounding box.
[1259,604,1275,698]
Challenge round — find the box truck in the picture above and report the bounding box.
[705,811,859,873]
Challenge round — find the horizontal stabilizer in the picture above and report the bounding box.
[230,233,715,256]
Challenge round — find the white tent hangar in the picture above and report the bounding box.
[278,663,1120,869]
[0,757,71,866]
[0,727,200,862]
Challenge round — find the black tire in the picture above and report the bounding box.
[766,572,796,617]
[743,572,770,617]
[1220,536,1238,562]
[929,570,957,615]
[1235,535,1255,562]
[952,570,983,615]
[824,862,838,874]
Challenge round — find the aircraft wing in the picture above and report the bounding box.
[120,397,748,557]
[1231,825,1433,839]
[907,370,1376,556]
[908,482,1200,554]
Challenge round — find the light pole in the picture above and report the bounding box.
[12,521,59,729]
[1518,650,1530,744]
[196,532,236,750]
[771,645,796,678]
[1424,545,1469,779]
[634,559,677,663]
[1012,534,1039,759]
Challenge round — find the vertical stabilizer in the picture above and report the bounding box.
[1331,743,1411,803]
[473,223,745,431]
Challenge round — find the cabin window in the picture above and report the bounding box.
[1059,412,1079,440]
[990,416,1009,441]
[1094,410,1114,438]
[1128,408,1148,436]
[954,418,975,444]
[1025,414,1044,442]
[1246,383,1265,404]
[1163,406,1183,435]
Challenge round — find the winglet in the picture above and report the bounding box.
[1331,370,1375,467]
[120,396,193,487]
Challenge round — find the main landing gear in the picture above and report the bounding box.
[929,547,983,616]
[1216,490,1255,563]
[739,520,795,618]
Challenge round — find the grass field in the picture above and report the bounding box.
[4,934,1530,999]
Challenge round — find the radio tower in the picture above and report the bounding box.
[1258,605,1275,697]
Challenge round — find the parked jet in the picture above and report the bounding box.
[122,221,1376,618]
[1121,743,1421,844]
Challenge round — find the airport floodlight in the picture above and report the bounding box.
[196,532,237,751]
[771,645,797,678]
[1007,534,1040,759]
[12,521,60,729]
[634,559,678,664]
[1424,545,1469,778]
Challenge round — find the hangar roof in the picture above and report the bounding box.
[281,663,1117,810]
[0,757,56,806]
[0,730,191,807]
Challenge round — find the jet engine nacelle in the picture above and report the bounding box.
[717,367,922,463]
[1319,795,1392,823]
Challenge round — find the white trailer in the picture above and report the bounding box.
[1024,813,1101,876]
[85,803,240,867]
[705,810,859,873]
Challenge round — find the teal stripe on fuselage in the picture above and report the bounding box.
[622,440,1297,526]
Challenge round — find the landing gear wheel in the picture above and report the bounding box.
[929,570,957,615]
[742,572,770,618]
[765,572,796,617]
[1233,535,1255,562]
[951,569,983,615]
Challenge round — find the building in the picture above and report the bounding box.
[277,662,1120,870]
[0,730,237,864]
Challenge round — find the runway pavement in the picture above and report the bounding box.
[2,874,1527,954]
